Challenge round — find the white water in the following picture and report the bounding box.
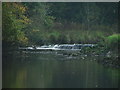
[19,44,97,51]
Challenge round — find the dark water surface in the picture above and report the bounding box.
[3,51,120,88]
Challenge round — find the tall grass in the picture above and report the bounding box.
[40,29,114,45]
[27,23,118,45]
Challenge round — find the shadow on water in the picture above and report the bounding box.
[2,50,120,88]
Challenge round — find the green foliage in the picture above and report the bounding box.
[105,34,120,50]
[30,27,112,45]
[22,2,55,45]
[2,3,30,45]
[26,29,44,45]
[23,2,54,30]
[49,2,118,25]
[3,2,119,46]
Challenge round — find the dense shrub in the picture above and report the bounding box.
[105,34,120,50]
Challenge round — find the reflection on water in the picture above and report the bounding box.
[3,51,120,88]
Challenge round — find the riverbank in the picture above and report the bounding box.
[62,45,119,69]
[3,43,119,69]
[3,33,119,69]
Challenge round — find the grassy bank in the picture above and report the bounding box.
[64,34,119,68]
[27,24,118,45]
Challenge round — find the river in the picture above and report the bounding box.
[2,50,120,88]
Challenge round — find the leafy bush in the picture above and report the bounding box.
[105,34,120,50]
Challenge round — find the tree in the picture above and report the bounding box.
[2,3,30,45]
[23,2,54,30]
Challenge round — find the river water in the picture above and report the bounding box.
[2,50,120,88]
